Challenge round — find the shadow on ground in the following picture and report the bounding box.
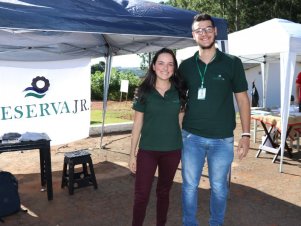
[2,161,300,226]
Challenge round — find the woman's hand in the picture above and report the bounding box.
[128,154,137,174]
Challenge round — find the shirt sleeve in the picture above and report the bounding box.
[132,96,146,113]
[232,57,248,93]
[296,72,301,84]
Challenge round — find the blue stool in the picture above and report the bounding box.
[61,149,97,195]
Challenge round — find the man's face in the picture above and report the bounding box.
[192,20,217,49]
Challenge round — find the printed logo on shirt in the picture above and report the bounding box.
[213,74,225,81]
[171,99,180,103]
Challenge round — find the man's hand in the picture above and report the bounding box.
[236,137,250,160]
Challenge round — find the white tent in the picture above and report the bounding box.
[228,18,301,172]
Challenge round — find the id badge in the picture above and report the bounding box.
[198,87,206,100]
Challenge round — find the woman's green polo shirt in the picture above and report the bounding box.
[179,49,248,138]
[133,84,182,151]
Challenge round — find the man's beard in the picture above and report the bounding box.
[198,37,216,50]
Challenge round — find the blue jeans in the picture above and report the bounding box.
[181,130,234,226]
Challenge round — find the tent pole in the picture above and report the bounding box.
[279,52,296,173]
[261,60,269,108]
[100,50,112,158]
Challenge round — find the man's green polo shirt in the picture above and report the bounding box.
[179,49,248,138]
[133,84,182,151]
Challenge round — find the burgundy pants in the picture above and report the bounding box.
[132,149,181,226]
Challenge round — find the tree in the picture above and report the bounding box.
[91,61,105,74]
[91,68,141,101]
[91,71,104,100]
[138,52,156,71]
[138,49,177,72]
[166,0,301,32]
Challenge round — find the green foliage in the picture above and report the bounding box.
[91,61,105,74]
[91,71,104,100]
[91,68,141,101]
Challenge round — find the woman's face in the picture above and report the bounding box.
[152,53,175,81]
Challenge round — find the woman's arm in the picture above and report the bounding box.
[129,111,144,173]
[179,111,185,129]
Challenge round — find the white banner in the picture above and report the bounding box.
[0,58,91,145]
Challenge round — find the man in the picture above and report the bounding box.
[251,81,259,107]
[295,71,301,112]
[179,13,251,226]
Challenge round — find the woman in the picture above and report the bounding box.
[129,48,186,226]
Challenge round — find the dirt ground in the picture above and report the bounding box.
[0,102,301,226]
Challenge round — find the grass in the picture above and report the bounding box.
[90,102,240,125]
[90,109,133,125]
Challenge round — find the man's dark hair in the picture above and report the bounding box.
[192,13,215,30]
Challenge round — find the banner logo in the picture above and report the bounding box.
[24,76,50,98]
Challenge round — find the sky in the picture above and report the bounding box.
[111,55,141,68]
[92,54,142,68]
[94,47,198,68]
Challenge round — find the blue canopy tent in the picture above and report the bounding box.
[0,0,228,147]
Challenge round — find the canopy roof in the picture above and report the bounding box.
[229,18,301,64]
[0,0,228,61]
[0,0,229,149]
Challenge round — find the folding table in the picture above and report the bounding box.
[251,113,301,162]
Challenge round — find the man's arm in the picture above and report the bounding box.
[234,91,251,160]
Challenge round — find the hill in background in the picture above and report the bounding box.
[115,67,145,77]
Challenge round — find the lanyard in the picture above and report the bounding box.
[195,52,216,88]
